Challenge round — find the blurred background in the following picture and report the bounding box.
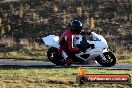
[0,0,131,63]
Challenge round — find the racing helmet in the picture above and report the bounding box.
[70,20,83,34]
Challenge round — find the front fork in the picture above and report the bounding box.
[100,48,109,61]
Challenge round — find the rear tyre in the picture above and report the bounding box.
[95,51,116,67]
[47,47,65,65]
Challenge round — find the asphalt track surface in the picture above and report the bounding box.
[0,60,132,70]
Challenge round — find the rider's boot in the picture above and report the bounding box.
[65,57,73,66]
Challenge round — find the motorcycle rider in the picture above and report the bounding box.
[59,20,91,65]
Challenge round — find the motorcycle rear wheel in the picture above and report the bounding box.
[95,51,116,67]
[47,47,65,65]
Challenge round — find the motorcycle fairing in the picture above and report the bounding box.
[42,35,60,48]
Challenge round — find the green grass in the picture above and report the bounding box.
[0,50,48,61]
[117,53,132,64]
[0,67,131,88]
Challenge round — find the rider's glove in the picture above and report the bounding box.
[76,44,86,53]
[86,28,92,35]
[89,44,95,49]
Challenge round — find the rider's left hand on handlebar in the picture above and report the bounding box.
[90,44,95,49]
[76,44,86,53]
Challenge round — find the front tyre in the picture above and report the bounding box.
[95,51,116,67]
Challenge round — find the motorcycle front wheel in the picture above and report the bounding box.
[95,51,116,67]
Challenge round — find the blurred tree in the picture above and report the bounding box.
[7,24,11,32]
[10,4,13,10]
[89,17,95,30]
[19,3,24,17]
[76,7,82,17]
[0,18,2,27]
[0,26,5,36]
[53,4,58,13]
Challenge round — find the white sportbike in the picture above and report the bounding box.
[42,31,116,67]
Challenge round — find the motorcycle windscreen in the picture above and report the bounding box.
[42,35,60,48]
